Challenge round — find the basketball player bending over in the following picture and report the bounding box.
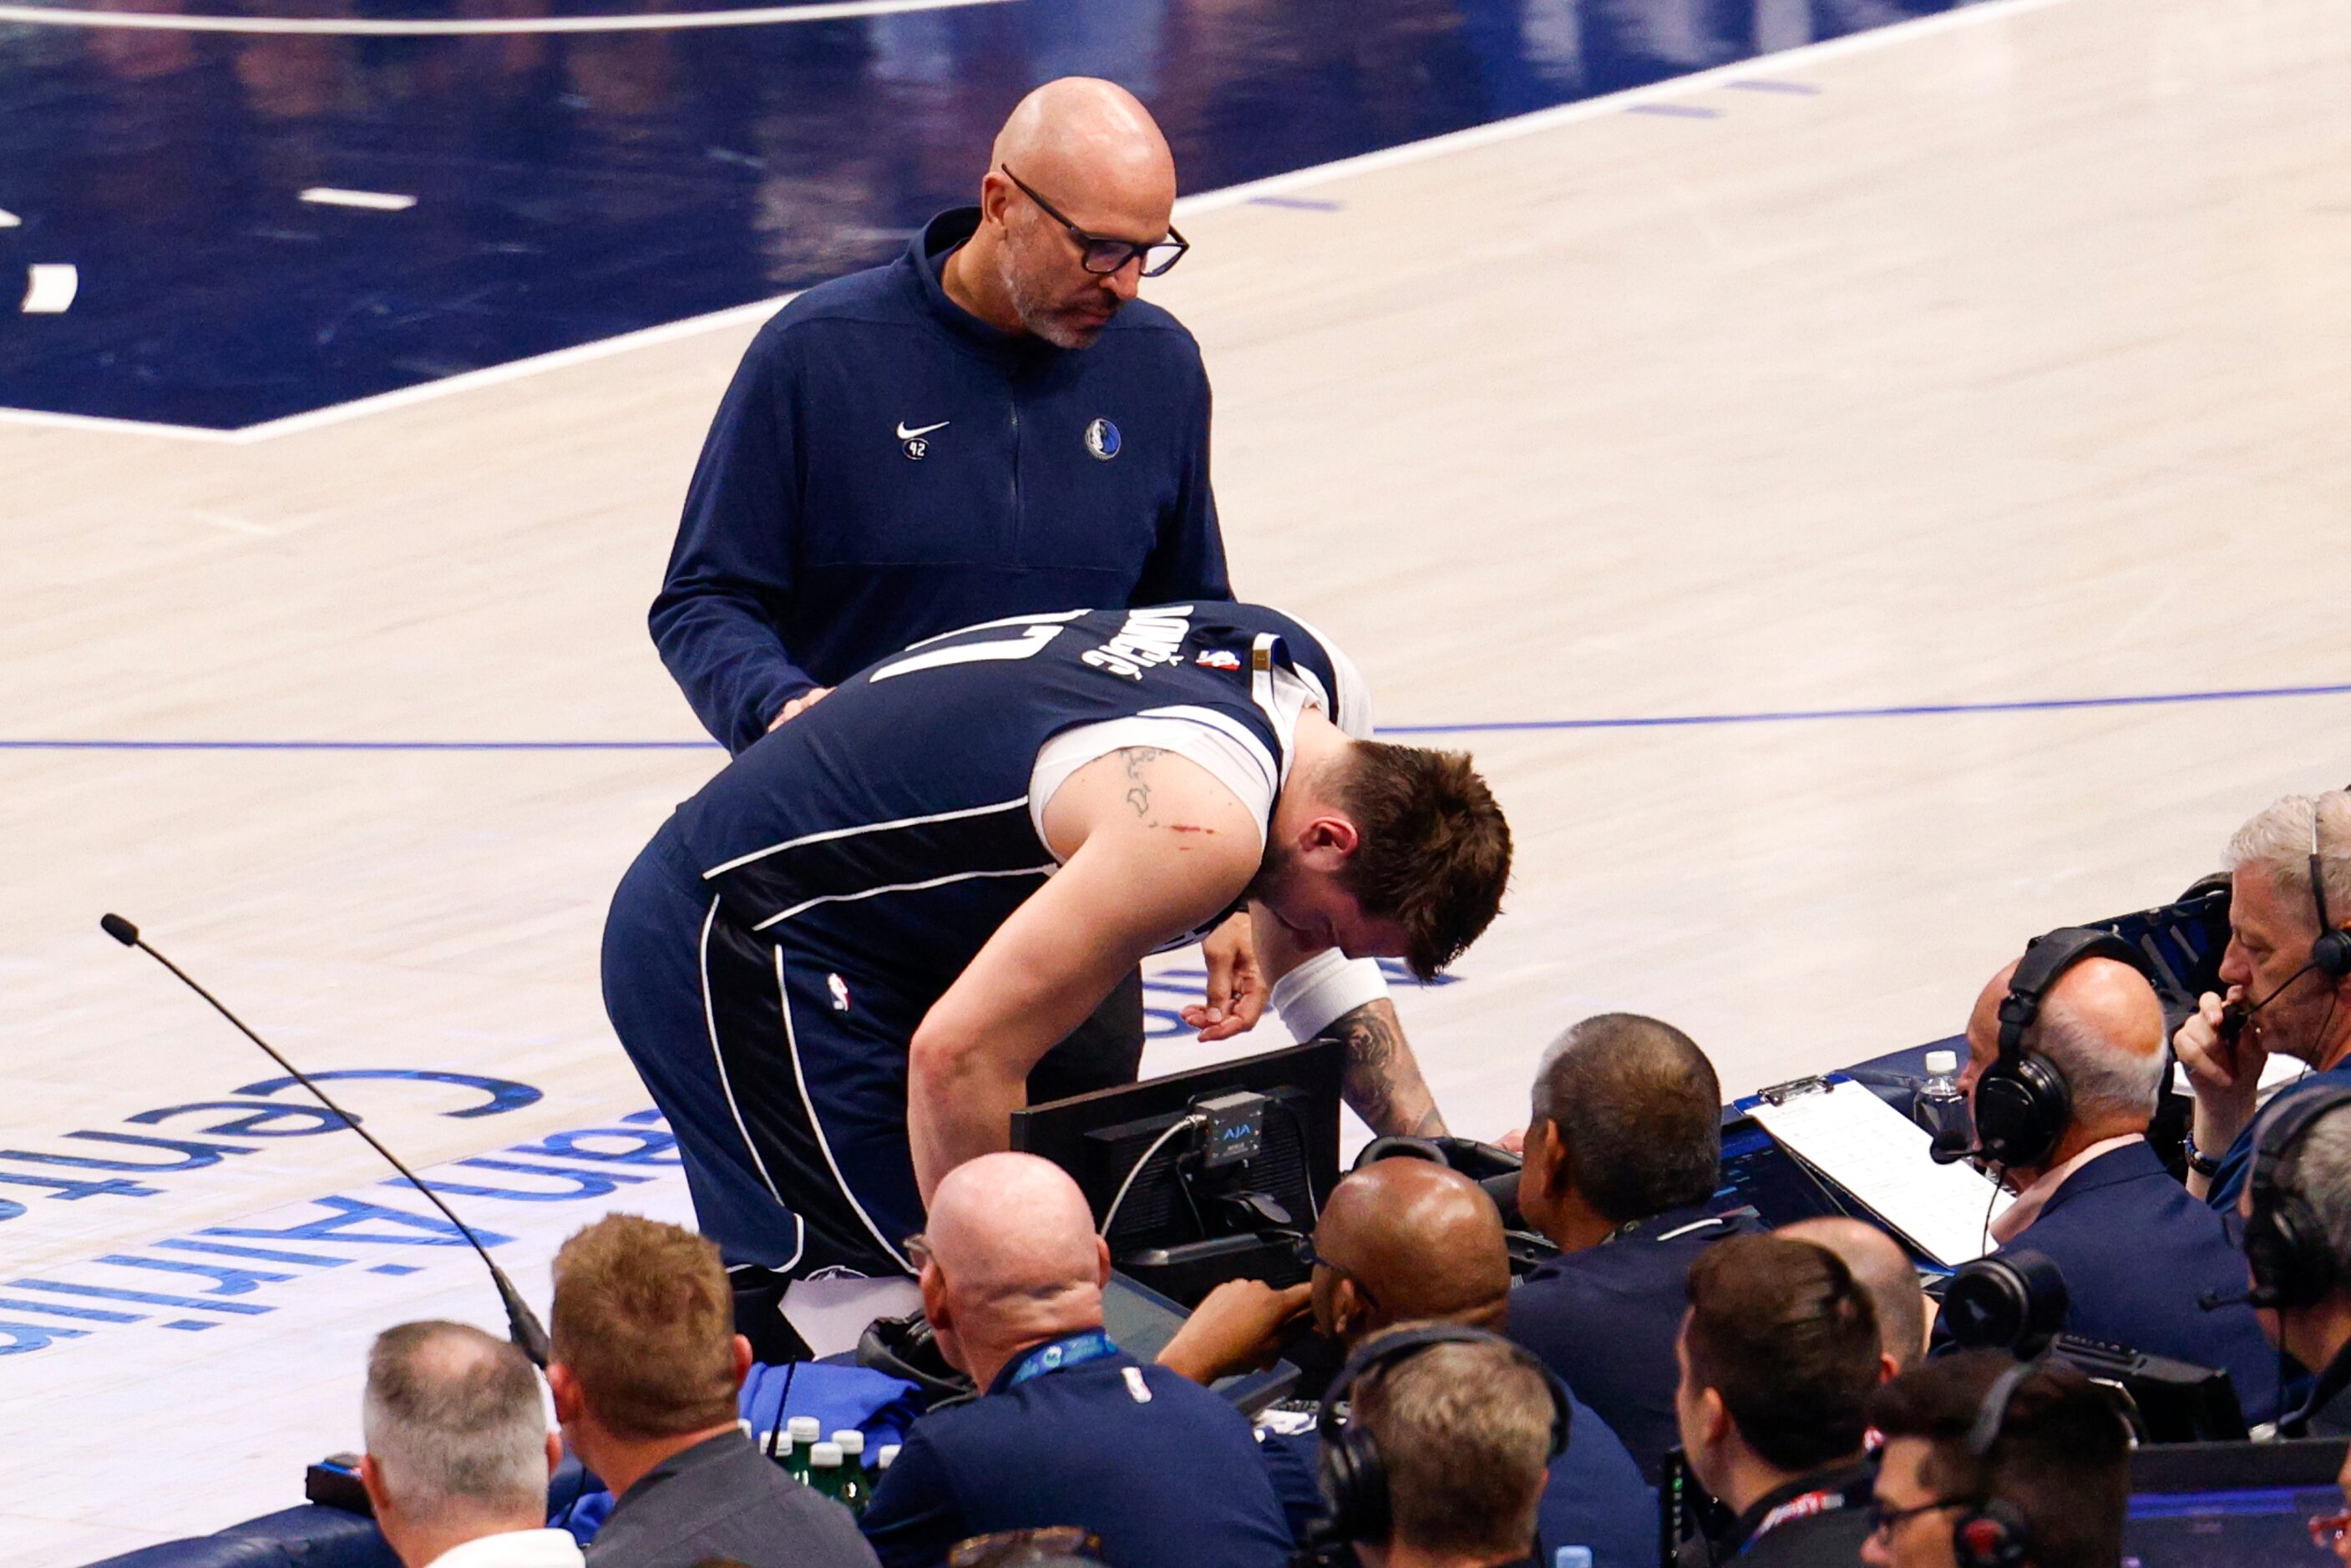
[600,603,1509,1322]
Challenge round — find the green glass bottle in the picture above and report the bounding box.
[808,1440,847,1504]
[784,1416,821,1489]
[831,1429,870,1514]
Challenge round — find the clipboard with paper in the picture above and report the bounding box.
[1742,1075,2014,1267]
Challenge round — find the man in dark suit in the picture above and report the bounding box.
[1949,946,2279,1421]
[858,1154,1292,1568]
[1505,1014,1759,1480]
[1153,1156,1654,1567]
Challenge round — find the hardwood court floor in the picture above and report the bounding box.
[5,0,2351,1557]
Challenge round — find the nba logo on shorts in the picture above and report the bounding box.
[1084,418,1121,461]
[828,973,852,1011]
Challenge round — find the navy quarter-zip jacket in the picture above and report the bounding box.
[653,207,1230,753]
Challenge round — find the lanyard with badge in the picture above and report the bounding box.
[1005,1330,1118,1387]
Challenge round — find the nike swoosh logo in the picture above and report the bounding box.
[896,419,950,440]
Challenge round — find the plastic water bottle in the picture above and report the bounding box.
[832,1429,870,1513]
[875,1443,900,1475]
[784,1416,822,1488]
[1914,1050,1968,1143]
[809,1440,847,1504]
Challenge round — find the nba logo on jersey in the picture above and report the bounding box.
[827,973,852,1011]
[1195,649,1241,670]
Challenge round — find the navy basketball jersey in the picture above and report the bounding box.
[669,602,1365,979]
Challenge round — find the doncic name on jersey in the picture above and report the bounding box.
[1082,606,1197,681]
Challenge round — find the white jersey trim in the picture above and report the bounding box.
[702,797,1031,879]
[774,943,911,1275]
[700,893,804,1271]
[749,863,1061,932]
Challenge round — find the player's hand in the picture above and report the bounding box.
[767,687,833,731]
[1183,911,1265,1042]
[1153,1278,1312,1385]
[2176,986,2264,1154]
[1495,1126,1527,1156]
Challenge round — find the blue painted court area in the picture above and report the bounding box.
[0,0,1977,431]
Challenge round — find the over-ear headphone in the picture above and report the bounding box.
[1948,1360,2036,1568]
[2242,1085,2351,1311]
[2308,800,2351,980]
[1976,927,2151,1170]
[1313,1324,1569,1548]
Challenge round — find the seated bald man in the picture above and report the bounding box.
[1155,1158,1653,1568]
[1941,934,2278,1419]
[858,1154,1291,1568]
[1777,1217,1931,1373]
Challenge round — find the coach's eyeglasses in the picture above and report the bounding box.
[1000,164,1189,277]
[1287,1232,1378,1313]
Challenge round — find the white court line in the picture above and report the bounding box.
[21,264,78,314]
[0,208,21,229]
[0,0,2076,446]
[301,187,417,211]
[0,0,1006,34]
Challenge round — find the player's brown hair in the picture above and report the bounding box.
[550,1214,738,1440]
[1331,741,1510,979]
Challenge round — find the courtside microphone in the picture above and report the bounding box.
[1929,1127,1979,1166]
[99,913,552,1368]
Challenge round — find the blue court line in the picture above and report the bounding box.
[3,680,2348,751]
[1376,680,2351,736]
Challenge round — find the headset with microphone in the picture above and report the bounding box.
[1946,1359,2039,1568]
[2209,799,2351,1050]
[1932,927,2155,1172]
[1304,1324,1568,1564]
[2226,1083,2351,1313]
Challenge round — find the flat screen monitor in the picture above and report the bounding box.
[1010,1039,1343,1261]
[2123,1438,2349,1565]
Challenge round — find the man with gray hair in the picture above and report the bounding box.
[1946,946,2279,1419]
[2177,790,2351,1211]
[359,1320,574,1568]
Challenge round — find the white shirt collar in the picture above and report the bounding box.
[423,1529,585,1568]
[1988,1133,2143,1245]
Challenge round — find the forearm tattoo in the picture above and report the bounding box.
[1332,999,1446,1138]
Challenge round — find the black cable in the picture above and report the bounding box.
[764,1358,800,1463]
[1981,1164,2007,1256]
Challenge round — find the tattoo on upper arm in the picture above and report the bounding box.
[1122,747,1168,824]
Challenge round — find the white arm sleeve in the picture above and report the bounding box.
[1269,946,1391,1041]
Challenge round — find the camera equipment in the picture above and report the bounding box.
[1941,1251,2246,1443]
